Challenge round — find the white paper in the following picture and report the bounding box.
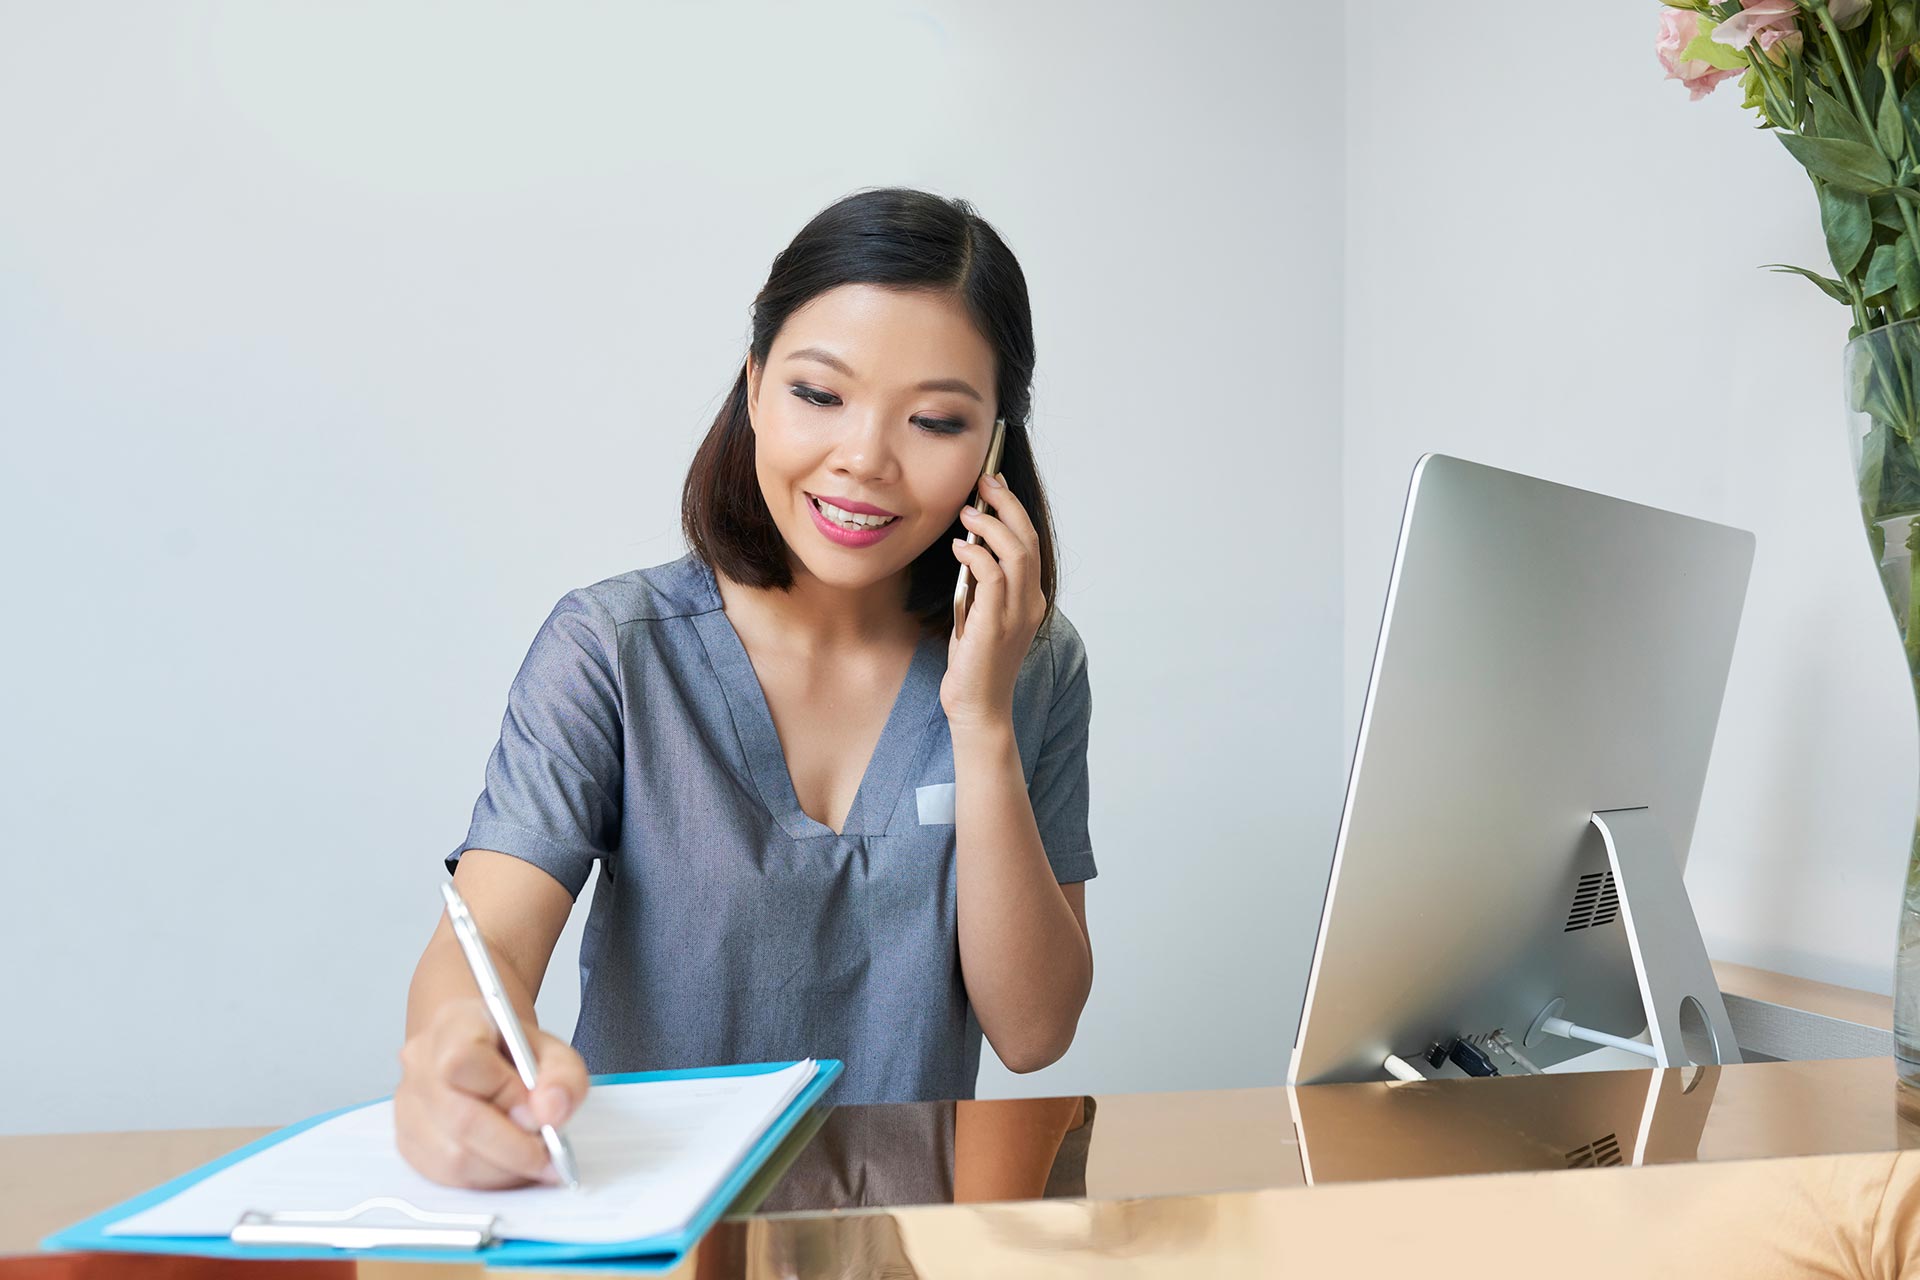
[107,1059,816,1247]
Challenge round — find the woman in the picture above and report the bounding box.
[395,187,1096,1190]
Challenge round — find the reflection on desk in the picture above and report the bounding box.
[11,1057,1920,1277]
[738,1095,1095,1215]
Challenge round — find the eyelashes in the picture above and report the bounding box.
[788,384,967,436]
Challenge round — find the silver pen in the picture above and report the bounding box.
[438,880,581,1190]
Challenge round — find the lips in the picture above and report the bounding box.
[809,493,899,517]
[806,494,902,549]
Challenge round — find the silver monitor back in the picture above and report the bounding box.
[1290,454,1754,1085]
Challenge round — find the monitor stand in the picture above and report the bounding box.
[1522,808,1742,1069]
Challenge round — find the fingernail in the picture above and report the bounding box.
[952,538,965,548]
[510,1104,538,1132]
[536,1087,568,1121]
[986,473,1003,488]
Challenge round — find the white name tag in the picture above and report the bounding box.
[916,782,957,825]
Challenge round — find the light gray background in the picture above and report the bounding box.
[1,2,1342,1134]
[1,2,1901,1138]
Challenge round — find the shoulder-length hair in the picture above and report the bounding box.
[681,187,1058,633]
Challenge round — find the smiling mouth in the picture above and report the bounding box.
[808,494,901,531]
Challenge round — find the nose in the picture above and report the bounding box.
[827,407,900,485]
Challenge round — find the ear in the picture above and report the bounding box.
[744,355,760,435]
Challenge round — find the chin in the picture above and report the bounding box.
[788,542,920,591]
[781,518,931,589]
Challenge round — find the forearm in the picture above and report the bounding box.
[952,719,1093,1072]
[405,923,541,1040]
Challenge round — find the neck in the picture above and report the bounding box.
[716,557,921,653]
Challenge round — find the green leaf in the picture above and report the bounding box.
[1681,27,1749,72]
[1861,418,1890,518]
[1867,242,1901,297]
[1792,46,1810,130]
[1809,81,1880,150]
[1873,194,1907,229]
[1897,237,1920,312]
[1880,426,1920,509]
[1779,132,1896,192]
[1819,183,1874,271]
[1883,69,1910,158]
[1765,261,1855,303]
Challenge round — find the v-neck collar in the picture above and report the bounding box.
[688,556,946,840]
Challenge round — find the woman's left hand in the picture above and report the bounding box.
[942,472,1047,733]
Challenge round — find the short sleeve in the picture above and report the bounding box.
[1029,612,1096,884]
[447,589,624,898]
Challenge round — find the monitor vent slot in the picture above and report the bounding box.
[1564,871,1620,932]
[1565,1133,1623,1168]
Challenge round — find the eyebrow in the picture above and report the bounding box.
[784,346,984,403]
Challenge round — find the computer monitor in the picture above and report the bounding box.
[1289,454,1755,1085]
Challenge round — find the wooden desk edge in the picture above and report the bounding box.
[1,964,1895,1260]
[1713,959,1893,1031]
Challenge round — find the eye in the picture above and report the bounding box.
[790,385,967,436]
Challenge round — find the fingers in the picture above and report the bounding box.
[978,472,1039,548]
[529,1031,590,1127]
[957,496,1040,622]
[431,1086,565,1187]
[951,538,1007,636]
[433,1005,524,1104]
[394,999,567,1190]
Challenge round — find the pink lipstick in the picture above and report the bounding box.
[806,493,901,548]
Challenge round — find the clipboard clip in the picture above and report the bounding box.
[231,1196,498,1250]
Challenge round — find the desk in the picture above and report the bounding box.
[5,967,1913,1278]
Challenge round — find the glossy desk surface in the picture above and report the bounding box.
[6,964,1916,1278]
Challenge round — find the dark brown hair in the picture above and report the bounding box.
[681,187,1057,632]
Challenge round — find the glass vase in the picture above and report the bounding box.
[1843,317,1920,1086]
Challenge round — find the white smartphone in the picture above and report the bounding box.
[952,417,1009,639]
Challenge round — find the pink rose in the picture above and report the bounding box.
[1658,10,1739,101]
[1711,0,1804,55]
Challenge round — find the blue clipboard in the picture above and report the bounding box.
[43,1058,843,1271]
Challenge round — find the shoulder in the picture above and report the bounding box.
[1035,607,1087,683]
[562,552,724,629]
[1014,607,1090,727]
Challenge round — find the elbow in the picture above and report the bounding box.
[999,1009,1086,1075]
[986,949,1093,1075]
[1002,1042,1068,1075]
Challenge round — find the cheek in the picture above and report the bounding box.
[751,413,813,489]
[923,457,980,519]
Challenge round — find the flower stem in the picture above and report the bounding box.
[1809,3,1920,315]
[1815,2,1876,125]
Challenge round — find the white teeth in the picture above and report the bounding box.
[813,497,898,530]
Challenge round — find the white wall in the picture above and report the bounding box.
[1344,3,1914,994]
[0,2,1345,1134]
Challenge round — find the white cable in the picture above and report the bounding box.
[1539,1015,1659,1060]
[1486,1032,1543,1075]
[1381,1053,1426,1082]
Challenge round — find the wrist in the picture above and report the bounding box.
[948,713,1017,754]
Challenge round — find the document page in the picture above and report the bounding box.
[107,1059,817,1246]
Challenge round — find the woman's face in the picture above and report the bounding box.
[746,283,1000,595]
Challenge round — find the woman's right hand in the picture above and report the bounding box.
[394,996,589,1188]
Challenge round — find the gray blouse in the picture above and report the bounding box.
[447,552,1096,1105]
